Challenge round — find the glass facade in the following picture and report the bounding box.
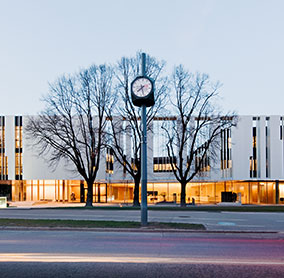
[0,116,8,180]
[2,115,284,206]
[220,128,232,178]
[106,148,114,174]
[9,179,279,205]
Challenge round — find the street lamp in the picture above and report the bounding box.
[131,53,155,226]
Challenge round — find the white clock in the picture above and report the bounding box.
[131,77,153,97]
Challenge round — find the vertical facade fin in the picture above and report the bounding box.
[15,116,23,180]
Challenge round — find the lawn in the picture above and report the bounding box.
[0,218,205,230]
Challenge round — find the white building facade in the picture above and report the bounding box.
[0,115,284,204]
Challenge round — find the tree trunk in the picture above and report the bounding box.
[85,180,93,207]
[133,177,140,207]
[180,181,187,207]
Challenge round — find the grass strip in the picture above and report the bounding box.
[0,218,205,230]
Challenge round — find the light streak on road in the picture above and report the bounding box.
[1,253,284,265]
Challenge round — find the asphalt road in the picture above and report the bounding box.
[0,230,284,277]
[1,208,284,231]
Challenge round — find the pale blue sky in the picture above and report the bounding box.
[0,0,283,115]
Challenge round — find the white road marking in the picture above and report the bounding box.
[218,222,236,226]
[222,211,284,215]
[190,218,247,221]
[206,223,265,228]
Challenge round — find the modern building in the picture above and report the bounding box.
[0,115,284,205]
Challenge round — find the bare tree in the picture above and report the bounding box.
[162,65,237,207]
[26,64,113,207]
[107,52,168,206]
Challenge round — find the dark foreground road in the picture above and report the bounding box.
[1,262,284,278]
[1,230,284,277]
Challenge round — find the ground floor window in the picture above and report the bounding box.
[7,179,279,205]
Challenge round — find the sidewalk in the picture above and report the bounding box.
[7,201,284,210]
[8,201,224,209]
[3,201,284,233]
[8,200,182,209]
[8,201,129,209]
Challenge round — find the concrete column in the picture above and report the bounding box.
[37,180,40,201]
[214,182,217,204]
[62,180,65,203]
[257,182,260,204]
[31,180,33,201]
[55,180,57,201]
[58,180,60,202]
[67,180,70,202]
[43,180,45,200]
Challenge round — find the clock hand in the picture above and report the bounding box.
[137,85,144,92]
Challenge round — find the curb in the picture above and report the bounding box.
[0,226,279,234]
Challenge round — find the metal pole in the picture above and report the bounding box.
[276,180,279,204]
[141,53,148,226]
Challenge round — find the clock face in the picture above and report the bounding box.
[131,77,153,97]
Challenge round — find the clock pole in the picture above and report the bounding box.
[141,52,148,226]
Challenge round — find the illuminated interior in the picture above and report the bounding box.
[8,179,281,205]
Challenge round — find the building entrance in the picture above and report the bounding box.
[80,182,107,203]
[0,183,12,201]
[94,183,107,203]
